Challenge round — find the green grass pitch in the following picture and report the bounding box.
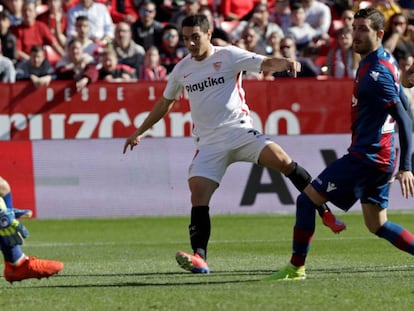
[1,212,414,311]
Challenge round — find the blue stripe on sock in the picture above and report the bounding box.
[376,221,414,254]
[376,221,403,243]
[3,192,13,210]
[292,193,316,257]
[1,244,24,263]
[295,193,316,230]
[1,192,23,262]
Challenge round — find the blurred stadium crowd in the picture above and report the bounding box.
[0,0,413,87]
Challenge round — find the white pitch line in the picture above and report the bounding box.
[22,236,377,248]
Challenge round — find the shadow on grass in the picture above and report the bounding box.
[3,265,413,289]
[59,270,271,277]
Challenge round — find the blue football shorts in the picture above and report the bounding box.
[311,153,393,210]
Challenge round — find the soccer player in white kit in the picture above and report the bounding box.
[123,14,345,274]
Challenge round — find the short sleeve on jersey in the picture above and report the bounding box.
[228,45,266,73]
[163,70,183,100]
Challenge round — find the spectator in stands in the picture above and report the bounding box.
[232,3,284,53]
[236,26,266,80]
[397,49,414,120]
[131,0,163,51]
[302,0,332,54]
[274,36,320,78]
[73,15,101,60]
[383,12,414,58]
[170,0,200,32]
[55,38,98,92]
[261,30,284,80]
[329,0,353,19]
[374,0,403,24]
[401,50,414,88]
[36,0,67,50]
[325,27,358,78]
[0,38,16,82]
[353,0,402,25]
[113,22,145,72]
[138,45,167,80]
[285,1,319,52]
[198,5,230,46]
[158,23,187,74]
[66,0,114,46]
[239,24,265,55]
[270,0,291,34]
[107,0,139,24]
[11,0,65,62]
[152,0,178,23]
[266,30,282,57]
[2,0,24,26]
[220,0,256,21]
[98,47,136,82]
[15,45,55,88]
[341,9,354,30]
[301,0,332,38]
[0,11,17,64]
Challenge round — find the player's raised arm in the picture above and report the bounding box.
[260,57,301,77]
[123,97,175,154]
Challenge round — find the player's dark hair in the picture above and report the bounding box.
[354,8,385,31]
[181,15,210,33]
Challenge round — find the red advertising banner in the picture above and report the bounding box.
[0,141,36,216]
[0,79,354,140]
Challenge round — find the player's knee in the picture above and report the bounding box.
[0,177,10,196]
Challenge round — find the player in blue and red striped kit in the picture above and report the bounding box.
[267,7,414,280]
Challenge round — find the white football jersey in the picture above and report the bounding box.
[163,45,265,143]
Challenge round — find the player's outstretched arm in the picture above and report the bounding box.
[123,97,175,153]
[260,57,301,77]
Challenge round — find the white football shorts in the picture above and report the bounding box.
[188,126,273,184]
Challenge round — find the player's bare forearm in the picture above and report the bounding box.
[136,97,174,135]
[261,57,301,77]
[123,97,174,153]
